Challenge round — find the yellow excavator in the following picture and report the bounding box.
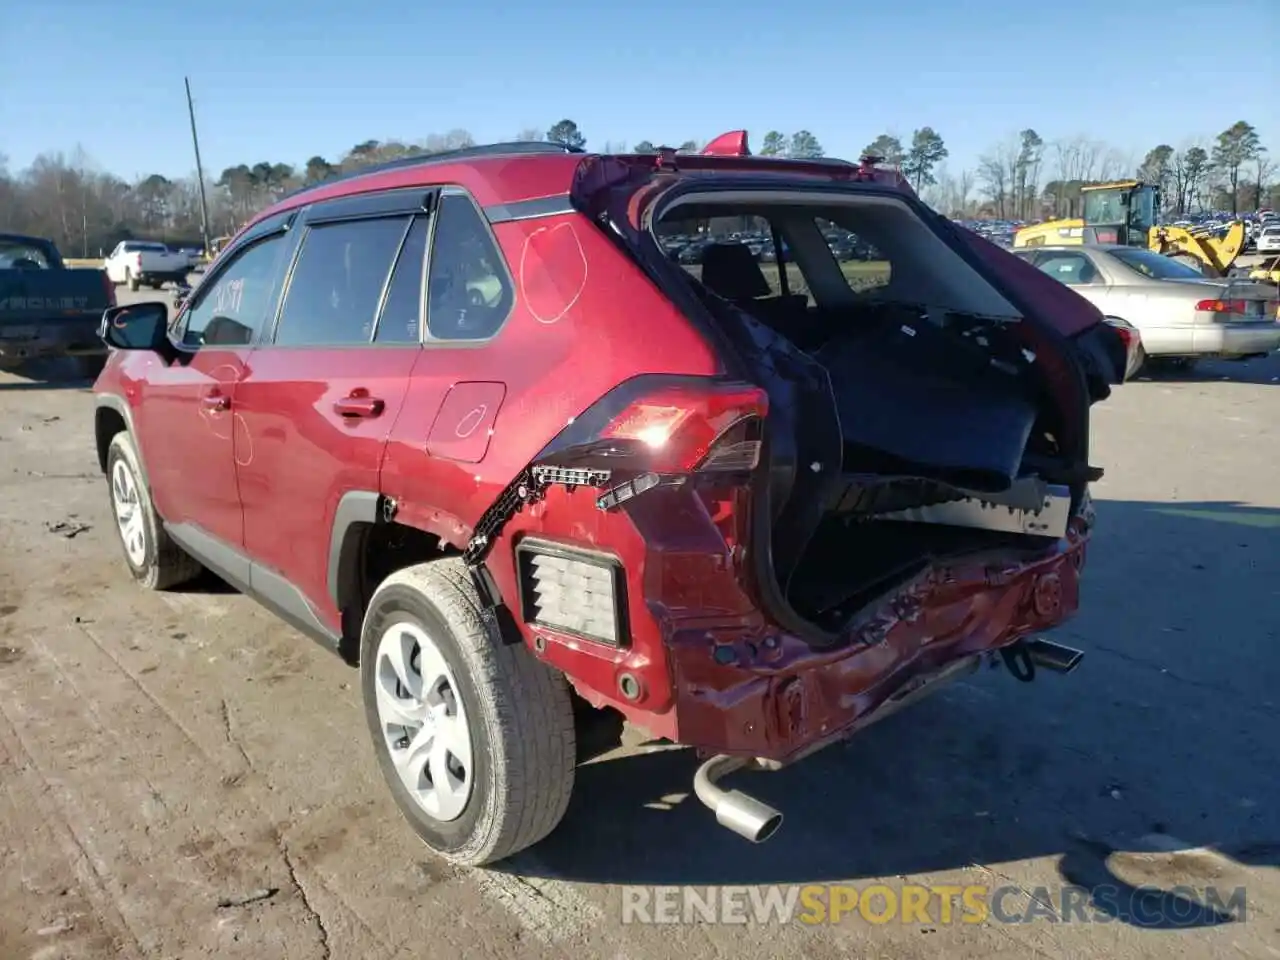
[1012,180,1246,277]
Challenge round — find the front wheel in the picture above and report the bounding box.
[360,559,576,866]
[126,269,139,292]
[106,432,202,590]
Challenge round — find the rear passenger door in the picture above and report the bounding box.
[232,190,431,635]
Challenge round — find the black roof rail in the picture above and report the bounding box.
[277,141,585,203]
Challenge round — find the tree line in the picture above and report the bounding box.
[1,117,1273,259]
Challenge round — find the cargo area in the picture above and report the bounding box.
[650,188,1081,630]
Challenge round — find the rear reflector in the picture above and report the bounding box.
[516,542,626,647]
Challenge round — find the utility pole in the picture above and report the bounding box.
[185,76,212,256]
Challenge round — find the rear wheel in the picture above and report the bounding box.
[360,559,576,866]
[106,432,202,590]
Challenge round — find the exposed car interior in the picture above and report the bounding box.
[654,192,1068,629]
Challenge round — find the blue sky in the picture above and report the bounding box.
[2,0,1275,182]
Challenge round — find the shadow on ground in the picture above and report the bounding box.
[1135,351,1280,387]
[0,357,103,391]
[505,498,1279,928]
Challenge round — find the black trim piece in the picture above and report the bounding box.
[327,491,382,606]
[484,195,576,224]
[166,522,252,588]
[514,536,630,649]
[302,188,435,225]
[166,522,342,650]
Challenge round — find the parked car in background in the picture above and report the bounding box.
[0,232,115,376]
[103,240,191,291]
[1255,224,1280,255]
[1013,244,1280,370]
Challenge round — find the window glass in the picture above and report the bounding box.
[275,217,409,346]
[180,233,288,347]
[814,217,892,295]
[375,216,428,343]
[1034,253,1098,285]
[426,195,512,340]
[1108,247,1204,280]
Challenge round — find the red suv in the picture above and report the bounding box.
[93,133,1125,866]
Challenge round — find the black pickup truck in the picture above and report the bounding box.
[0,233,116,376]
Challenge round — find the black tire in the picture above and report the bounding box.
[360,559,576,866]
[105,432,202,590]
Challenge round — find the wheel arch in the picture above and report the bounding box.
[329,492,472,664]
[94,394,144,481]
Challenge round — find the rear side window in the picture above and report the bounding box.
[275,217,409,346]
[1034,253,1098,285]
[426,195,512,341]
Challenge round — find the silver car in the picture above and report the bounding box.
[1014,244,1280,366]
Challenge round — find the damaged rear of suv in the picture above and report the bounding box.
[95,132,1125,867]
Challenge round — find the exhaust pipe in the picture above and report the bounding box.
[693,755,783,843]
[1022,637,1085,674]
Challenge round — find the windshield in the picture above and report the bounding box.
[1082,188,1126,225]
[124,242,169,252]
[1108,247,1205,280]
[0,239,53,268]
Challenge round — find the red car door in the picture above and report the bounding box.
[131,225,296,554]
[232,200,427,633]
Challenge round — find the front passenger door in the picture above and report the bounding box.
[131,226,296,555]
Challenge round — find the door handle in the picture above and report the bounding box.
[202,392,230,412]
[334,395,385,418]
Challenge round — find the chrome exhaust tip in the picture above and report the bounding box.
[1024,637,1084,674]
[693,755,783,843]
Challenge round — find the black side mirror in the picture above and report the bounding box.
[100,302,174,359]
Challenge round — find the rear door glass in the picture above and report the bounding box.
[376,216,429,343]
[275,217,410,345]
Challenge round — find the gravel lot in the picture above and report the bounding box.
[1,285,1277,959]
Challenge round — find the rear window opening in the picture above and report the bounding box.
[650,189,1073,631]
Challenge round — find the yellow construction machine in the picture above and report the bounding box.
[1012,180,1246,277]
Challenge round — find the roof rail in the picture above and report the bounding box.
[278,140,585,202]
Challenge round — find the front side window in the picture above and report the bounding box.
[179,233,289,348]
[275,216,410,346]
[426,195,513,341]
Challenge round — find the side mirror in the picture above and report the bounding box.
[100,302,174,359]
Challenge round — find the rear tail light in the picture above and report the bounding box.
[102,270,116,306]
[1195,298,1249,314]
[538,377,768,477]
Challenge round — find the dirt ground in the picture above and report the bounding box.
[1,289,1278,959]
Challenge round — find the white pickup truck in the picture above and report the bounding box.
[104,241,191,291]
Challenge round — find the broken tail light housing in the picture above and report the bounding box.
[537,376,769,477]
[515,539,628,647]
